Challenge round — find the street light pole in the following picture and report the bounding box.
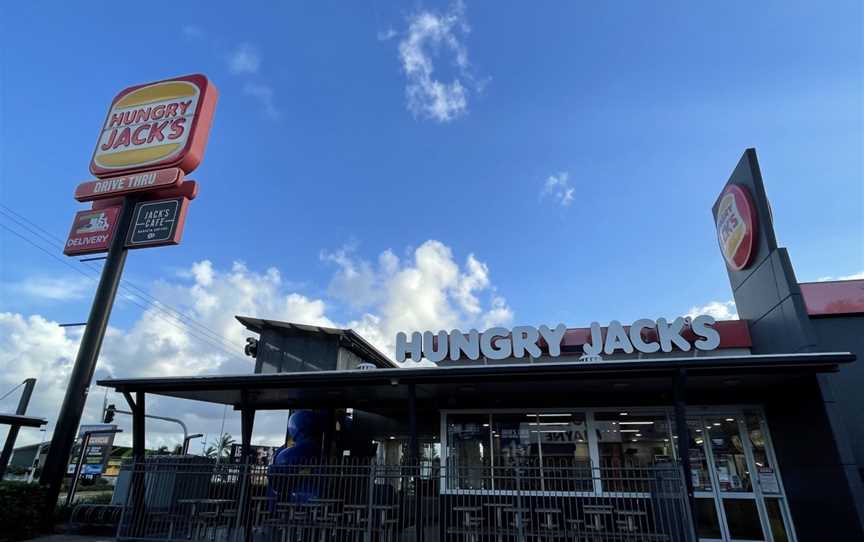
[182,433,204,455]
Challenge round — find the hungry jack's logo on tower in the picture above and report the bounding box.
[715,184,757,271]
[90,74,218,178]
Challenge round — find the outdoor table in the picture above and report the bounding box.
[177,499,235,539]
[503,507,531,539]
[483,502,513,540]
[370,505,399,542]
[343,503,366,524]
[451,506,483,541]
[616,509,648,532]
[535,507,562,531]
[583,504,614,532]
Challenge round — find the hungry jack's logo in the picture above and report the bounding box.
[715,184,757,271]
[90,74,218,178]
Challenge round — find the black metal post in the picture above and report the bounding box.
[128,391,146,537]
[0,378,37,478]
[407,383,422,541]
[407,384,418,461]
[130,392,145,461]
[673,369,699,541]
[239,406,255,542]
[240,408,255,463]
[65,432,91,507]
[40,196,136,513]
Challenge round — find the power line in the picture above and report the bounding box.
[0,206,245,355]
[0,221,248,364]
[0,205,238,351]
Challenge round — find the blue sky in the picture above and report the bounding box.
[0,1,862,446]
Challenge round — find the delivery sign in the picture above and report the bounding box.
[90,74,218,178]
[64,206,121,256]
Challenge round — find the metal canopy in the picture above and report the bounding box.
[0,413,47,428]
[96,351,854,412]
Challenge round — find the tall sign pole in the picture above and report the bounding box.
[40,74,217,513]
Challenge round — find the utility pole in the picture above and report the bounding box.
[39,196,136,510]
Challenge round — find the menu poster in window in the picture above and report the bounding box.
[758,467,780,493]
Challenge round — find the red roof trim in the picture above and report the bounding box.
[800,280,864,317]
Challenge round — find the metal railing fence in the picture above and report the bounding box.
[115,457,694,542]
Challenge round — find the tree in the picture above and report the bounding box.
[203,446,217,459]
[210,433,235,460]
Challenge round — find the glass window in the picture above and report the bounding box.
[531,412,591,491]
[765,498,789,542]
[595,412,674,468]
[446,414,491,489]
[594,412,673,492]
[686,419,713,492]
[491,413,541,490]
[695,498,722,539]
[706,418,752,492]
[744,412,780,494]
[723,499,765,540]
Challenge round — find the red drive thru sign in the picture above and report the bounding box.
[75,168,183,202]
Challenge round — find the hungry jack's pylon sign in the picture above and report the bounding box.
[64,74,217,256]
[44,75,217,511]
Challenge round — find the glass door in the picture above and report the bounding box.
[687,411,795,542]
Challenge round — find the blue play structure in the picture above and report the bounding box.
[268,410,322,503]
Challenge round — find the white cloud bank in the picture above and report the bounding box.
[686,300,738,320]
[396,0,482,122]
[0,241,510,451]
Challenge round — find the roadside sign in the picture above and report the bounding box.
[63,206,121,256]
[75,167,183,202]
[90,74,218,178]
[67,424,116,477]
[125,197,189,249]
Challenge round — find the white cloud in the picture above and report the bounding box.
[0,241,511,451]
[243,83,281,120]
[377,28,397,41]
[815,271,864,282]
[182,25,204,40]
[686,300,738,320]
[324,241,513,357]
[228,43,261,75]
[397,0,480,122]
[4,276,93,301]
[541,172,575,207]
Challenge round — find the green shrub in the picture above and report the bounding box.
[0,482,47,542]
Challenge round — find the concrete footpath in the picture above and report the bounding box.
[25,535,114,542]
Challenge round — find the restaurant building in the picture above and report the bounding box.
[98,149,863,542]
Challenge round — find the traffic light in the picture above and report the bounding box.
[244,337,258,358]
[103,404,116,424]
